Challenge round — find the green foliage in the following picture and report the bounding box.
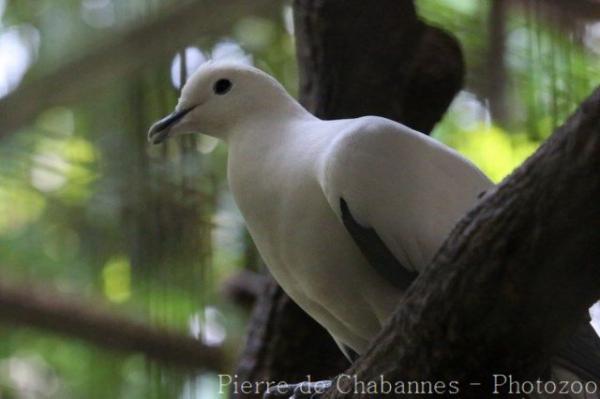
[436,122,539,183]
[0,0,597,398]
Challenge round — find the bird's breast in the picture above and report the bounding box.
[228,155,402,353]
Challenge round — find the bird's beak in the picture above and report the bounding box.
[147,107,194,145]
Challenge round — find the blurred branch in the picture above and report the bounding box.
[0,0,276,139]
[0,279,226,371]
[221,270,267,309]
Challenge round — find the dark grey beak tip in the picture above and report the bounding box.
[147,107,194,145]
[149,133,167,145]
[147,123,169,145]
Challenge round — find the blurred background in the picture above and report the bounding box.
[0,0,598,398]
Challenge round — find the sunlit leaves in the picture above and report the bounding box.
[30,117,97,202]
[0,23,39,97]
[0,184,45,234]
[439,123,538,183]
[102,256,131,303]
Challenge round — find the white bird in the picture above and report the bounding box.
[148,61,492,359]
[150,62,600,399]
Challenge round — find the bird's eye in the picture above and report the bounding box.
[213,79,232,95]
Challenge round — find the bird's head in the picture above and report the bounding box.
[148,62,297,144]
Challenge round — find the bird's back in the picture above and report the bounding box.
[318,115,493,272]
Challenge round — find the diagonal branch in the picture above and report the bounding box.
[0,0,276,139]
[328,86,600,398]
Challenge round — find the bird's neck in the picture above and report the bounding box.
[227,97,317,146]
[226,99,319,197]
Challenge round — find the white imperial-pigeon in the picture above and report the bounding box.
[149,61,491,353]
[148,62,599,398]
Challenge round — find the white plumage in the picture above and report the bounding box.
[148,62,493,357]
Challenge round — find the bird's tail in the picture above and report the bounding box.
[532,321,600,398]
[554,321,600,384]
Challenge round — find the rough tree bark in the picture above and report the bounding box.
[233,1,464,396]
[326,87,600,398]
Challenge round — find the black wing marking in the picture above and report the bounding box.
[340,198,418,291]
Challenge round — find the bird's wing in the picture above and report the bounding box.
[318,116,493,282]
[339,196,418,290]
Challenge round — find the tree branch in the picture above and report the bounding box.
[0,280,226,371]
[328,86,600,398]
[221,270,268,309]
[0,0,276,139]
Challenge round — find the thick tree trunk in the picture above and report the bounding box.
[233,1,465,396]
[294,0,463,133]
[326,86,600,398]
